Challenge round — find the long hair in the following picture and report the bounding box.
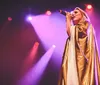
[72,7,90,24]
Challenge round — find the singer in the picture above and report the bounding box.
[58,7,100,85]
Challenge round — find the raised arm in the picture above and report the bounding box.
[65,12,72,36]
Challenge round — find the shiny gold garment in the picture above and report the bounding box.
[58,22,100,85]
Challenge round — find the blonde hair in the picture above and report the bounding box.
[73,7,90,23]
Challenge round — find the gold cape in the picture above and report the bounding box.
[58,22,100,85]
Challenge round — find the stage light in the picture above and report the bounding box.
[28,16,32,20]
[52,45,56,48]
[8,17,12,21]
[86,4,92,10]
[46,10,51,15]
[26,15,32,21]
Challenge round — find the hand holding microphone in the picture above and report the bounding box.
[59,10,67,16]
[59,10,73,20]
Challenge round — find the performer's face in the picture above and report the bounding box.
[72,9,83,24]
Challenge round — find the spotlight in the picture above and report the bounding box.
[35,42,39,46]
[86,4,92,10]
[8,17,12,21]
[52,45,56,48]
[26,15,32,21]
[46,10,51,15]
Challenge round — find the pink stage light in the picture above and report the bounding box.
[8,17,12,21]
[46,10,51,15]
[86,4,93,10]
[18,45,55,85]
[52,45,56,48]
[85,4,93,13]
[87,5,92,9]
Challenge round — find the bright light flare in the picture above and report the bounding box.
[87,4,92,10]
[52,45,56,48]
[26,15,32,21]
[46,10,51,15]
[85,4,93,10]
[17,45,55,85]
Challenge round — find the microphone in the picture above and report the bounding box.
[59,10,67,16]
[59,10,74,19]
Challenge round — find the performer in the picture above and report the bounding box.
[58,7,100,85]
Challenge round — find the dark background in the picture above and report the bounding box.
[0,0,99,22]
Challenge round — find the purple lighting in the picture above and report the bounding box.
[52,45,56,48]
[26,16,32,21]
[17,46,55,85]
[30,14,67,66]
